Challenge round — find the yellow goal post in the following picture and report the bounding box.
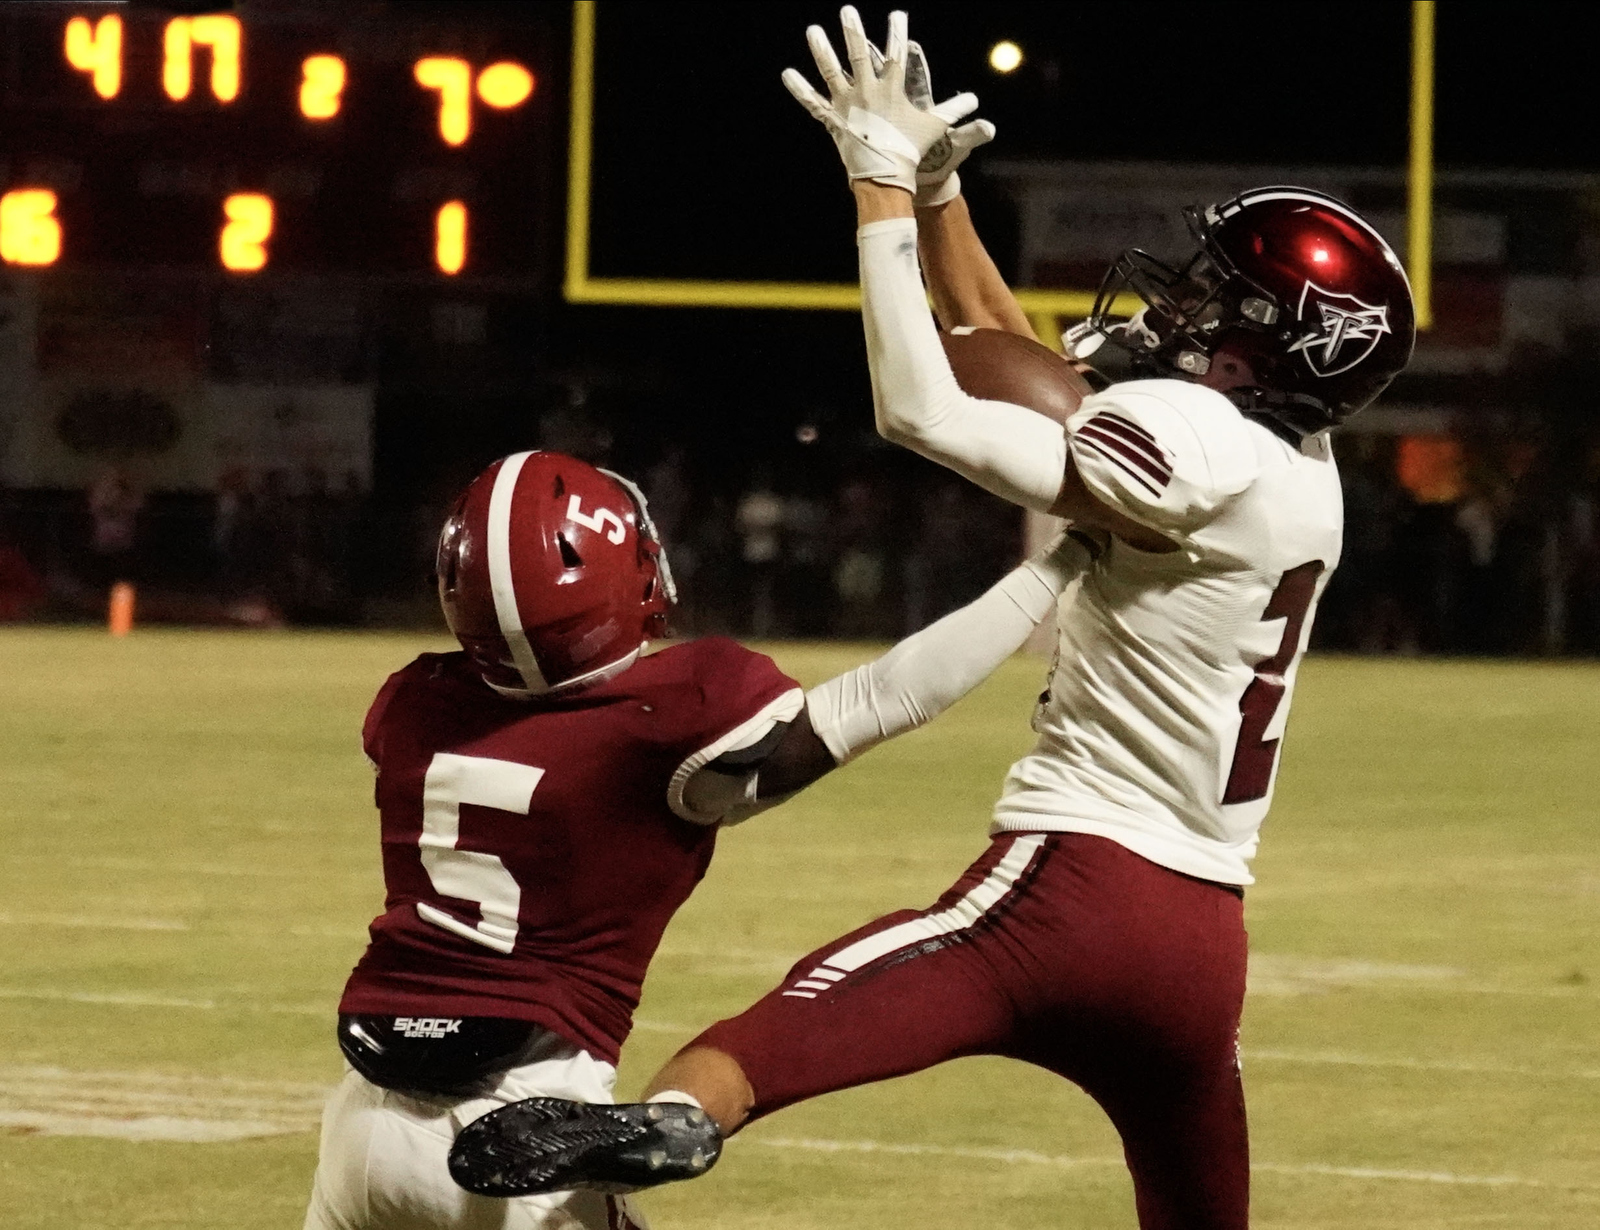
[563,1,1434,345]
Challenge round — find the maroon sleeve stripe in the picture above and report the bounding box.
[1076,424,1172,490]
[1093,410,1162,448]
[1087,412,1171,471]
[1073,434,1165,498]
[1079,422,1171,483]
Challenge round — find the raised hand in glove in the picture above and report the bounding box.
[781,6,983,196]
[901,40,995,207]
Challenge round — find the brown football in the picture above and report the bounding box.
[939,326,1095,425]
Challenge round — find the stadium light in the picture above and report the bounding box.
[988,40,1023,73]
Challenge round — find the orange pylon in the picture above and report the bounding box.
[108,581,135,636]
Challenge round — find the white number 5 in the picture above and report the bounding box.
[417,753,544,954]
[566,494,626,544]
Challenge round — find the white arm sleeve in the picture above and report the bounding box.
[806,533,1092,764]
[859,217,1069,514]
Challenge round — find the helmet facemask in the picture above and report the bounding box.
[1085,210,1285,385]
[1080,188,1414,438]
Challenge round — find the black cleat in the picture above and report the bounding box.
[448,1097,722,1198]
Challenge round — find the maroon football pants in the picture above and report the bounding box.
[693,832,1249,1230]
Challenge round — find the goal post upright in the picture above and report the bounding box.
[1409,0,1435,331]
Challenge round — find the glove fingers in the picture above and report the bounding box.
[931,91,980,125]
[839,6,876,80]
[950,118,997,151]
[884,10,908,67]
[782,68,836,124]
[876,10,907,91]
[806,24,849,94]
[904,40,933,109]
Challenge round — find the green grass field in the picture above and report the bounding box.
[2,627,1598,1228]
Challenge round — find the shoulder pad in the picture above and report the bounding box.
[1066,379,1261,537]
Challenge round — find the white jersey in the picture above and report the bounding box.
[992,378,1343,886]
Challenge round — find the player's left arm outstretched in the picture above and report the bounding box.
[672,523,1099,827]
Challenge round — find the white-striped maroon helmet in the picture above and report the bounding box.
[435,451,676,695]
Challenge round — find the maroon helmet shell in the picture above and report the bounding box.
[436,452,675,695]
[1086,186,1416,435]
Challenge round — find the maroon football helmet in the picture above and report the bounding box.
[1082,186,1416,436]
[436,452,676,696]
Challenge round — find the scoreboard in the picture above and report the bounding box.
[0,5,559,283]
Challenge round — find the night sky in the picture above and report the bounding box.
[585,1,1597,286]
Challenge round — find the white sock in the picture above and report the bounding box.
[645,1089,703,1110]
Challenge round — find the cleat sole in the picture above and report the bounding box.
[449,1097,723,1198]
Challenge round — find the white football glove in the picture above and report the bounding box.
[902,40,996,208]
[782,7,981,196]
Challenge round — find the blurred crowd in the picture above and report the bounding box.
[635,448,1021,640]
[0,463,369,627]
[1318,431,1600,655]
[4,428,1600,656]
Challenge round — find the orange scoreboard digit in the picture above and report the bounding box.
[0,8,555,281]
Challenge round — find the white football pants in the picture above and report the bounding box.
[303,1038,649,1230]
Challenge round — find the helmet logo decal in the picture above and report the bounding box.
[566,494,627,544]
[1287,281,1391,377]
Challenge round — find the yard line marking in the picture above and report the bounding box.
[1246,954,1600,1000]
[631,1019,691,1034]
[0,1112,305,1142]
[1244,1048,1600,1080]
[18,855,308,879]
[0,1065,328,1141]
[0,988,326,1015]
[750,1136,1116,1169]
[0,989,218,1009]
[0,913,188,932]
[1251,982,1600,1002]
[0,1066,333,1096]
[746,1137,1600,1190]
[1416,984,1600,1000]
[1248,1161,1587,1189]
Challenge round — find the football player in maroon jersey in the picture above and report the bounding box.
[446,10,1416,1230]
[302,449,1098,1230]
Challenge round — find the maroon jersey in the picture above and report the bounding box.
[339,637,801,1065]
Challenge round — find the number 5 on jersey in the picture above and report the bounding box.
[418,753,543,953]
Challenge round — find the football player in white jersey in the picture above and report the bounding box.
[447,11,1415,1229]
